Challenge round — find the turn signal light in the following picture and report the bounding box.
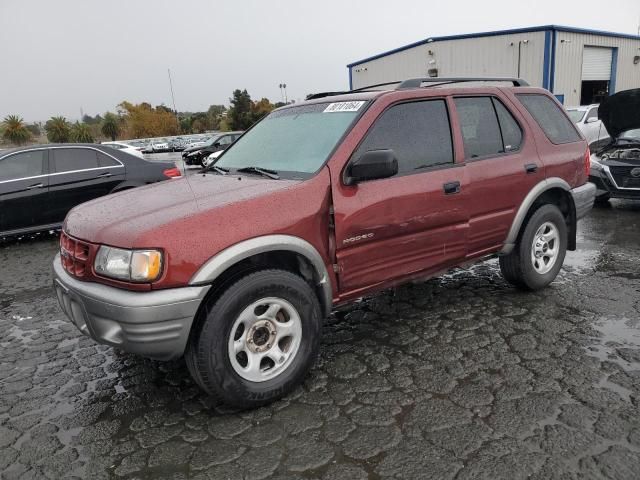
[163,167,182,178]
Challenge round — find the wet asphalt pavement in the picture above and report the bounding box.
[1,189,640,479]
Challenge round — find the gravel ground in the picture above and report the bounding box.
[1,199,639,480]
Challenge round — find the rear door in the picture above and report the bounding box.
[46,147,125,224]
[331,98,469,295]
[453,95,543,257]
[0,149,50,233]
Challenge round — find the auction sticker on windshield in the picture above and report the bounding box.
[324,101,366,113]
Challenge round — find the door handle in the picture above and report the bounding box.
[26,183,44,190]
[97,172,112,178]
[524,163,538,174]
[443,181,461,195]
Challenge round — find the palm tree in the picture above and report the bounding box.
[45,116,71,143]
[2,115,31,145]
[70,122,94,143]
[101,112,120,141]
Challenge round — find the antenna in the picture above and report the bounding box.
[167,68,185,176]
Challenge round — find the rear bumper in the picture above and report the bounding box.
[571,182,596,219]
[53,254,210,360]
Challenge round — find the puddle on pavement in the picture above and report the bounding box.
[585,315,640,372]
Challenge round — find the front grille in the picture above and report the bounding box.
[609,166,640,189]
[60,232,91,278]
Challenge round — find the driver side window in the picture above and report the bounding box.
[352,99,454,176]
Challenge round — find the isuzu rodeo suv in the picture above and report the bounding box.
[54,77,596,408]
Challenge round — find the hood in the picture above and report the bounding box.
[598,89,640,139]
[64,174,299,247]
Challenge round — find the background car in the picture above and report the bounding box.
[101,141,144,158]
[0,144,180,238]
[589,89,640,204]
[566,105,609,147]
[151,139,170,152]
[183,131,243,165]
[203,149,223,168]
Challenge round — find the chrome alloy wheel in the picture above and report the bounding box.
[531,221,560,275]
[228,297,302,382]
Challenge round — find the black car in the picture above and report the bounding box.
[589,89,640,204]
[182,131,243,166]
[0,144,181,238]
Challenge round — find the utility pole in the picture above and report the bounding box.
[279,83,288,104]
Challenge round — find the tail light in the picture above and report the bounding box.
[163,167,181,178]
[584,147,591,176]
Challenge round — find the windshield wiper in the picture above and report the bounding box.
[236,166,280,179]
[204,165,229,175]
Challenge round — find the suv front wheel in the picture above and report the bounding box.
[499,204,567,291]
[186,269,322,408]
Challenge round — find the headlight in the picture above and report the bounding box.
[590,155,603,171]
[94,246,163,282]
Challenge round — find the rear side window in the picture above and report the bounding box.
[52,148,99,173]
[493,99,523,152]
[97,151,121,167]
[454,97,503,158]
[354,99,453,175]
[0,150,45,181]
[517,94,581,144]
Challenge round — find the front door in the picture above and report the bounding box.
[331,98,469,296]
[0,149,50,233]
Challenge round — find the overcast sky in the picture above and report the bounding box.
[1,0,638,121]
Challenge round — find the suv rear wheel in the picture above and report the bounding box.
[499,204,567,290]
[186,269,322,408]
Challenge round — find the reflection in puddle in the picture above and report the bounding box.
[586,315,640,372]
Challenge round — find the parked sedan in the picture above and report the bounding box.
[0,144,181,238]
[183,131,243,165]
[101,141,145,158]
[566,105,609,147]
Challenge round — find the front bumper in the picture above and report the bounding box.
[571,182,596,219]
[589,167,640,200]
[53,254,210,360]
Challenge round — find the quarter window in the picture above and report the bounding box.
[516,94,581,144]
[353,99,453,175]
[0,150,45,181]
[586,107,598,122]
[52,148,99,173]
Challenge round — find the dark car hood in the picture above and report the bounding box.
[64,174,299,247]
[183,145,206,154]
[598,89,640,139]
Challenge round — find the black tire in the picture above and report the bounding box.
[185,269,322,408]
[499,204,567,291]
[594,194,611,206]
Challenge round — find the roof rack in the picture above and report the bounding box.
[306,77,529,101]
[396,77,529,89]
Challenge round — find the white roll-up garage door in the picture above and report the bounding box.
[581,47,613,81]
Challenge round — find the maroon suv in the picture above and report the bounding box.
[54,77,595,408]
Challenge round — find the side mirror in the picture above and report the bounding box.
[346,149,398,185]
[213,142,221,147]
[586,117,599,124]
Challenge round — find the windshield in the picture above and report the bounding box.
[215,102,365,177]
[566,110,586,123]
[204,135,221,146]
[619,128,640,141]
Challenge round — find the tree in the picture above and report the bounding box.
[45,116,71,143]
[228,89,254,130]
[251,98,275,123]
[82,114,103,125]
[25,123,41,137]
[101,112,120,141]
[207,104,226,130]
[1,115,31,145]
[117,101,179,138]
[70,122,94,143]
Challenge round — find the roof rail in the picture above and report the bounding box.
[397,77,529,89]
